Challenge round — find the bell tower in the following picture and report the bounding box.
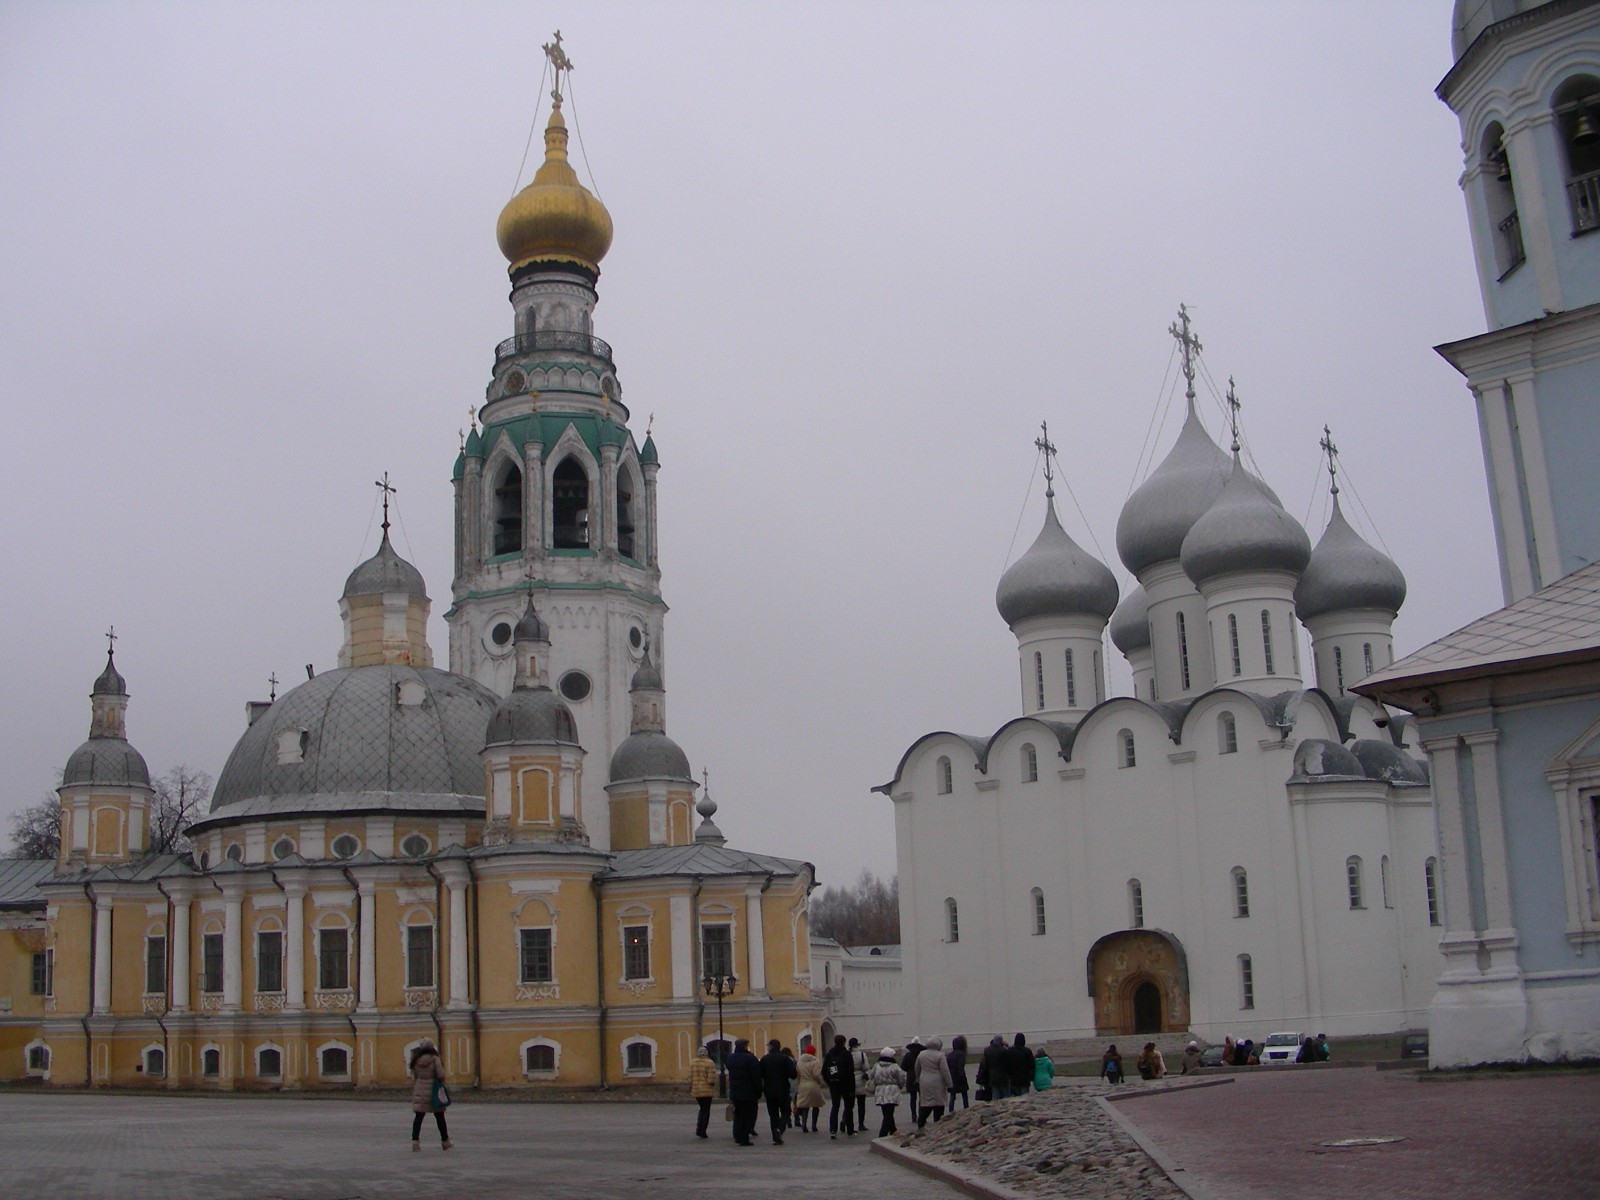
[448,33,664,847]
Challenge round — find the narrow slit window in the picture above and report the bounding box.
[1032,887,1046,936]
[1022,743,1038,783]
[1346,856,1364,909]
[1064,649,1076,708]
[1177,612,1191,690]
[1425,857,1440,927]
[945,897,960,943]
[1228,613,1241,676]
[1034,652,1045,710]
[1261,610,1275,675]
[492,461,524,555]
[1239,954,1254,1009]
[1129,879,1144,928]
[551,457,590,549]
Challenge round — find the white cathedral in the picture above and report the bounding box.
[878,318,1443,1044]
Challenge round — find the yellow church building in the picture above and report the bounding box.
[0,37,824,1092]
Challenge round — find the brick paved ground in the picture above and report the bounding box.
[1110,1067,1600,1200]
[0,1092,962,1200]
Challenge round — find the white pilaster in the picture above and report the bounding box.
[92,893,113,1015]
[358,881,377,1010]
[169,891,191,1013]
[745,889,767,995]
[222,885,244,1012]
[442,865,470,1009]
[283,881,306,1012]
[669,893,692,999]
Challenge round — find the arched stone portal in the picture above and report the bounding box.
[1086,930,1191,1036]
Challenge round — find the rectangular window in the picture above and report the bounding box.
[1240,955,1255,1009]
[1177,613,1191,690]
[145,935,166,995]
[406,925,434,989]
[256,931,283,993]
[320,1047,349,1077]
[1130,880,1144,929]
[625,1042,653,1073]
[1234,870,1249,918]
[946,898,960,943]
[1346,857,1364,910]
[1064,649,1076,708]
[519,928,554,984]
[259,1048,282,1077]
[1229,614,1241,676]
[1262,610,1276,675]
[1032,889,1046,936]
[701,924,733,980]
[30,949,53,997]
[623,925,650,981]
[318,927,349,991]
[202,932,224,994]
[1034,652,1045,710]
[1425,858,1441,927]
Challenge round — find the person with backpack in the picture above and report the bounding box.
[1101,1044,1124,1086]
[823,1034,857,1138]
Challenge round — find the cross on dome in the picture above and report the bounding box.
[1320,425,1341,496]
[268,671,279,702]
[543,30,574,109]
[1034,421,1058,499]
[1169,303,1202,411]
[375,472,397,535]
[105,625,117,654]
[1225,377,1241,453]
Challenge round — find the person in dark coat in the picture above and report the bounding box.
[978,1034,1008,1099]
[823,1034,857,1138]
[724,1038,763,1146]
[1005,1033,1035,1098]
[946,1035,970,1109]
[900,1037,925,1120]
[759,1039,796,1144]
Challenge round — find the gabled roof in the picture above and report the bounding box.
[0,858,56,909]
[603,842,811,881]
[1359,560,1600,696]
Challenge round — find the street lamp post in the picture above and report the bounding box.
[703,972,737,1098]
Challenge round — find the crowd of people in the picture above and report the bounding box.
[694,1031,1057,1144]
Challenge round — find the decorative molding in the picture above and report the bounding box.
[404,988,438,1009]
[312,890,356,908]
[254,992,286,1013]
[42,998,56,1014]
[619,978,654,997]
[314,990,355,1011]
[200,994,223,1013]
[140,996,165,1016]
[515,984,561,1001]
[509,879,561,895]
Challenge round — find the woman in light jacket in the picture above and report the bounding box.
[689,1046,718,1138]
[913,1035,953,1126]
[794,1044,826,1132]
[870,1046,906,1137]
[409,1039,451,1151]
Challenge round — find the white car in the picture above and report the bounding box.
[1260,1031,1304,1065]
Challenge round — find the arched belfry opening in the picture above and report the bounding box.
[1479,122,1525,277]
[1554,76,1600,235]
[492,461,524,555]
[1086,929,1191,1036]
[616,463,637,559]
[552,457,590,549]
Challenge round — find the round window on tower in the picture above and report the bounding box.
[559,671,592,702]
[400,833,430,858]
[225,843,243,863]
[272,837,295,861]
[484,618,516,657]
[331,834,360,860]
[629,626,643,649]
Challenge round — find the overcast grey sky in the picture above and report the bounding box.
[1,1,1497,893]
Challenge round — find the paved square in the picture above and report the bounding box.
[0,1094,963,1200]
[1112,1068,1600,1200]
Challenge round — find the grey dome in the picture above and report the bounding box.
[212,665,498,810]
[342,533,427,601]
[1109,583,1152,654]
[610,730,692,783]
[1115,406,1235,577]
[1294,498,1407,620]
[485,686,579,747]
[631,652,663,692]
[996,498,1119,625]
[1180,455,1311,587]
[1350,739,1429,785]
[63,737,150,788]
[514,598,549,643]
[93,652,127,696]
[1291,738,1365,780]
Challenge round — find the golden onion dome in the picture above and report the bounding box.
[496,104,613,274]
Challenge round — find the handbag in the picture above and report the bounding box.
[974,1086,992,1102]
[431,1078,452,1109]
[723,1102,735,1122]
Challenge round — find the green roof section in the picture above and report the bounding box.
[640,434,658,465]
[477,411,641,466]
[451,449,466,482]
[464,427,485,459]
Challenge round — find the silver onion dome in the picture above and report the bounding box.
[1109,583,1152,655]
[1115,406,1235,578]
[342,532,427,601]
[996,498,1119,626]
[1294,497,1407,620]
[1180,455,1311,587]
[610,731,692,783]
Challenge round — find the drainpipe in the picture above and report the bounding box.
[592,875,607,1091]
[154,879,177,1084]
[80,881,96,1086]
[690,875,705,1051]
[466,855,482,1088]
[340,866,363,1085]
[424,862,447,1055]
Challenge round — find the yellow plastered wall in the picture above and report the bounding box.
[602,892,666,1006]
[109,898,165,1011]
[511,757,558,828]
[405,604,433,667]
[0,924,49,1020]
[667,790,693,846]
[51,900,92,1013]
[609,793,649,850]
[90,802,126,858]
[479,1019,601,1087]
[343,596,386,667]
[475,872,600,1008]
[764,880,812,1001]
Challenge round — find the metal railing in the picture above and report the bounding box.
[1497,210,1526,278]
[1568,170,1600,235]
[495,329,613,366]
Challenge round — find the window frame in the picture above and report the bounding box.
[701,923,733,980]
[318,925,351,992]
[1021,742,1038,783]
[1425,857,1441,927]
[944,897,960,943]
[202,931,224,995]
[936,756,953,794]
[1239,953,1255,1010]
[1129,878,1144,929]
[1219,712,1238,754]
[622,924,651,982]
[519,927,555,985]
[256,929,284,994]
[1346,855,1364,910]
[1120,731,1136,769]
[1064,648,1077,708]
[1031,887,1046,936]
[405,924,435,990]
[1261,609,1276,675]
[30,948,53,997]
[1232,866,1250,918]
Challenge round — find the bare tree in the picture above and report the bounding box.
[809,870,899,946]
[7,795,62,860]
[150,765,211,856]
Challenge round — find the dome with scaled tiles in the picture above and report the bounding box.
[996,497,1119,625]
[1295,496,1407,620]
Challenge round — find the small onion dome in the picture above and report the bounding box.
[631,652,663,692]
[63,737,150,788]
[342,532,427,601]
[1294,497,1407,620]
[995,498,1119,626]
[1180,454,1311,587]
[496,106,613,275]
[1116,406,1234,577]
[514,597,550,643]
[609,730,692,783]
[1291,738,1365,780]
[694,791,726,845]
[639,434,659,466]
[464,427,485,459]
[1109,583,1152,655]
[486,685,579,748]
[1349,739,1429,785]
[94,651,127,696]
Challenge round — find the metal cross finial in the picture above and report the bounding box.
[468,404,478,433]
[268,672,279,702]
[543,30,574,108]
[105,625,117,656]
[701,767,711,795]
[645,412,655,439]
[1320,425,1341,497]
[1225,377,1241,453]
[1168,303,1203,411]
[375,472,397,536]
[1034,420,1058,499]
